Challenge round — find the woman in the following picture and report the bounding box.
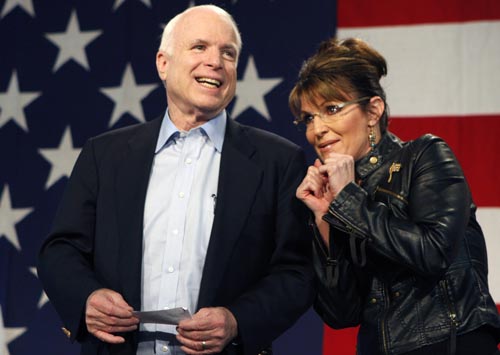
[290,37,500,355]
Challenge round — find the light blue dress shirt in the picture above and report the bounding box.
[138,110,226,354]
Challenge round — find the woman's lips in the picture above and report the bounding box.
[318,140,339,154]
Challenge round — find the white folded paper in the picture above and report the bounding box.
[132,307,192,325]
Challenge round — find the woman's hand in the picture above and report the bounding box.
[296,159,335,218]
[319,153,355,198]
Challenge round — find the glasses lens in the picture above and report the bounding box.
[296,122,306,132]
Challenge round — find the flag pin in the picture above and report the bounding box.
[388,163,401,183]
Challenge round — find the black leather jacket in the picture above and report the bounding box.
[313,132,500,355]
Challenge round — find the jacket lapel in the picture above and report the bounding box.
[113,117,261,310]
[115,118,162,309]
[197,119,263,308]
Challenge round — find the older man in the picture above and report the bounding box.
[38,5,314,355]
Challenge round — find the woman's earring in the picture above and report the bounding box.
[369,127,376,151]
[369,127,378,164]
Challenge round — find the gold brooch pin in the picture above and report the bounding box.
[388,163,401,183]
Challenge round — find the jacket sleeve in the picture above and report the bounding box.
[226,146,316,355]
[324,135,471,277]
[37,138,104,342]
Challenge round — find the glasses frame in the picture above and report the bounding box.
[293,96,372,128]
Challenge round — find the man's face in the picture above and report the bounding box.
[158,9,239,122]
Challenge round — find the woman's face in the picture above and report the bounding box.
[301,96,380,162]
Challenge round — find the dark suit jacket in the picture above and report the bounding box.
[38,117,315,355]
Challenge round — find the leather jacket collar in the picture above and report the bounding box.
[355,132,403,180]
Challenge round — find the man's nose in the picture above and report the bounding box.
[205,49,223,68]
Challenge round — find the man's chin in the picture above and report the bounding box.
[193,100,231,117]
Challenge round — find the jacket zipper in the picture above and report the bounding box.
[440,279,459,355]
[381,283,390,355]
[311,221,337,285]
[311,220,331,261]
[375,186,408,204]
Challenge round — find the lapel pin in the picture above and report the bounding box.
[388,163,401,183]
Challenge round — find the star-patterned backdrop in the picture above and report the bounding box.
[0,0,333,354]
[3,0,500,355]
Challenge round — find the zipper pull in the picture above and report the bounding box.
[326,257,338,287]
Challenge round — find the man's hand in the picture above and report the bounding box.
[176,307,237,354]
[85,288,139,344]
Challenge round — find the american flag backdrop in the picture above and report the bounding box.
[0,0,331,354]
[1,1,499,355]
[323,0,500,354]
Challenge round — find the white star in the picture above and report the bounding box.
[45,10,102,72]
[29,267,50,309]
[232,56,282,121]
[0,185,33,251]
[0,71,41,131]
[0,307,27,355]
[113,0,152,11]
[39,127,81,189]
[0,0,35,19]
[100,64,158,127]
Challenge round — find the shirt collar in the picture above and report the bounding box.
[155,109,227,153]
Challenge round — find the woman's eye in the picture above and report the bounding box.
[325,105,340,115]
[301,114,314,124]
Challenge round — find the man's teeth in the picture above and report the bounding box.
[196,78,221,88]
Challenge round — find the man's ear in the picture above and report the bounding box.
[156,51,168,82]
[367,96,385,126]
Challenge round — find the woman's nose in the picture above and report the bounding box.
[312,115,329,136]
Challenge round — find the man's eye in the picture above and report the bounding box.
[193,45,205,50]
[222,49,236,59]
[325,105,340,115]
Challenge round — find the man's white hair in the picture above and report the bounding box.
[159,5,242,56]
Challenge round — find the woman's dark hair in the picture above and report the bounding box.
[289,37,390,133]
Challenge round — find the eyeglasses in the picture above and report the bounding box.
[293,96,371,130]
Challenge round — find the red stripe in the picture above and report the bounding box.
[323,326,358,355]
[338,0,500,27]
[389,115,500,206]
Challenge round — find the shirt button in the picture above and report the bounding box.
[161,345,169,352]
[168,266,174,273]
[172,229,178,235]
[178,192,185,198]
[185,158,192,164]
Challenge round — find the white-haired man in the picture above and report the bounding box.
[38,5,315,355]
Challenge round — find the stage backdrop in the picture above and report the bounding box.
[0,0,499,355]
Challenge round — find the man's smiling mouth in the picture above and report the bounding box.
[196,77,222,88]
